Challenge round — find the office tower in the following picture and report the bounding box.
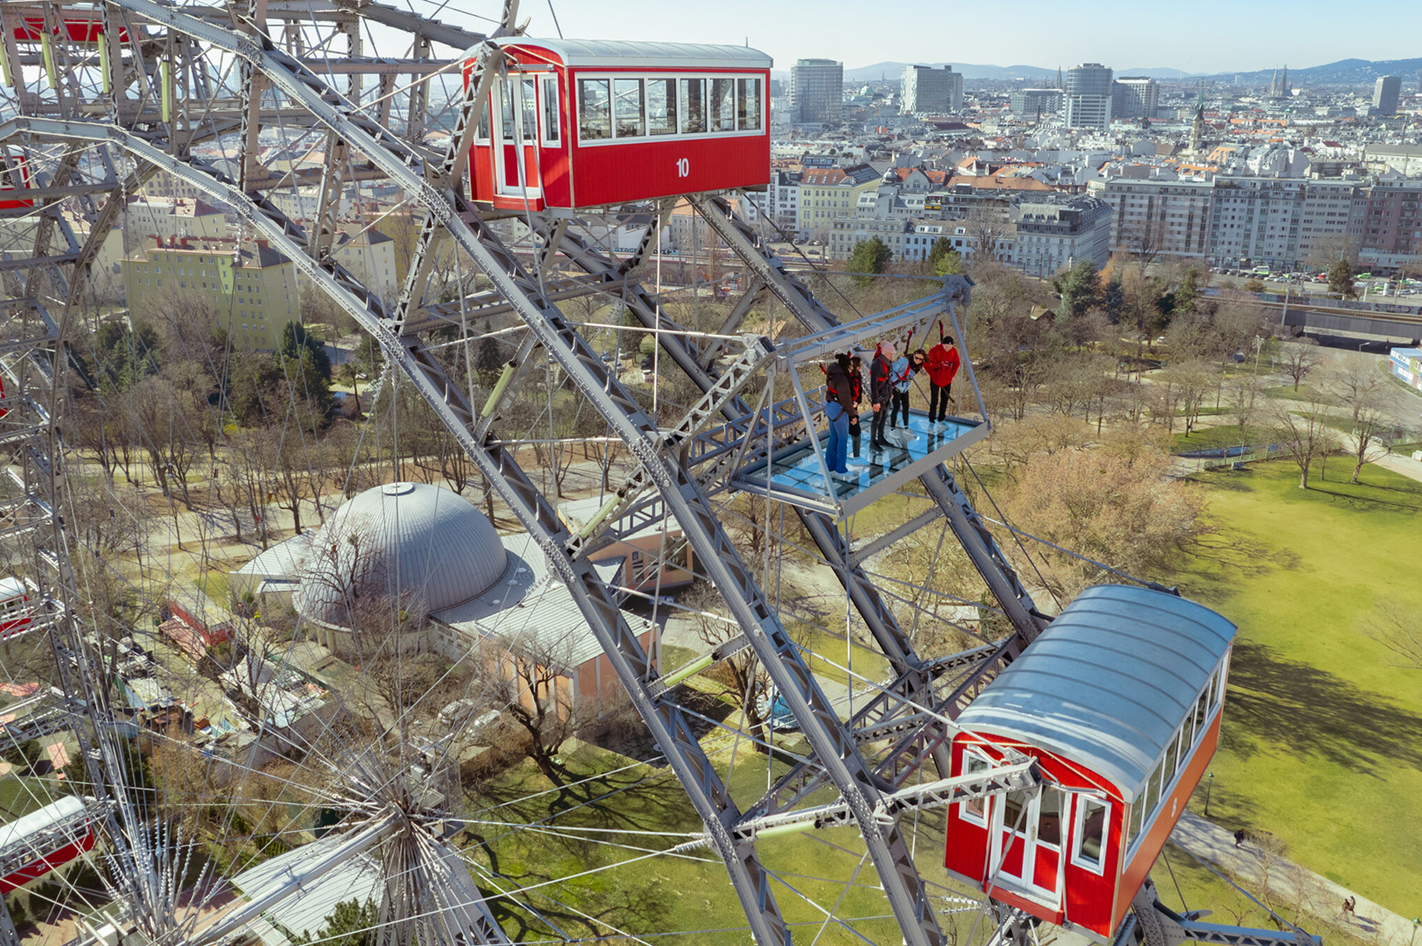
[790,58,844,123]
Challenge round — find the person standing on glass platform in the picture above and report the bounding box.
[823,353,854,480]
[925,322,961,431]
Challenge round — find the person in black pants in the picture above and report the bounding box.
[847,354,867,464]
[869,342,896,451]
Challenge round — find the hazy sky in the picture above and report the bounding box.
[430,0,1422,75]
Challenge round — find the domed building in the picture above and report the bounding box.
[295,481,509,638]
[228,482,696,716]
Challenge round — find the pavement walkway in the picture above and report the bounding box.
[1171,812,1418,944]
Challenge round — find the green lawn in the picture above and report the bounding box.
[1179,460,1422,914]
[1172,424,1275,453]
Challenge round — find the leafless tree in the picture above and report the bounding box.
[1122,213,1167,279]
[964,200,1010,265]
[1304,233,1360,270]
[1269,396,1340,489]
[473,635,583,784]
[1328,359,1391,484]
[1163,359,1220,437]
[681,582,773,753]
[1367,601,1422,670]
[1278,338,1321,392]
[1227,375,1263,449]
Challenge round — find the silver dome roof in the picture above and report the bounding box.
[294,482,508,628]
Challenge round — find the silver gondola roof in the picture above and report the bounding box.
[493,38,772,71]
[955,585,1236,800]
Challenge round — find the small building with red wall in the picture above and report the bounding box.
[943,585,1235,943]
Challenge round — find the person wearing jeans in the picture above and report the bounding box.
[823,355,853,478]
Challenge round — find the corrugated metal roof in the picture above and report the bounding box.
[233,531,314,578]
[434,534,630,671]
[955,585,1235,800]
[231,836,383,941]
[497,38,772,70]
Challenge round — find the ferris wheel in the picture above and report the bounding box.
[0,5,1320,946]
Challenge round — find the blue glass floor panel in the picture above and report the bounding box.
[733,410,988,515]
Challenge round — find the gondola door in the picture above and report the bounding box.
[491,75,542,202]
[990,784,1064,906]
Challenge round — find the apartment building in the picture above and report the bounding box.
[1087,178,1213,259]
[902,65,964,114]
[123,238,300,350]
[1063,63,1113,130]
[790,59,843,124]
[1349,179,1422,268]
[1111,77,1159,120]
[1011,196,1113,277]
[1206,177,1358,270]
[797,164,880,239]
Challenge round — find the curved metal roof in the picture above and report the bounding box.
[494,38,772,70]
[295,482,508,628]
[955,585,1236,800]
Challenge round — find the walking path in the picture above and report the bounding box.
[1171,812,1418,944]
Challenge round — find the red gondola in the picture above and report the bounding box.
[943,586,1236,943]
[0,150,33,211]
[0,577,32,639]
[0,796,99,894]
[466,39,771,212]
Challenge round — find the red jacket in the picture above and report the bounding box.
[926,343,961,387]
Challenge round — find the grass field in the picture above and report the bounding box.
[1178,459,1422,915]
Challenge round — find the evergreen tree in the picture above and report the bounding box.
[278,321,332,382]
[1055,258,1100,320]
[930,239,965,276]
[476,319,504,384]
[1102,274,1125,324]
[848,237,892,287]
[290,899,379,946]
[1328,258,1356,299]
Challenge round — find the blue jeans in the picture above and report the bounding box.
[824,402,849,474]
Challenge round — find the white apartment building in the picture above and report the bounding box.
[901,65,964,114]
[1088,178,1213,260]
[1206,177,1359,270]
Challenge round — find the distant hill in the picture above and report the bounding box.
[1119,67,1197,79]
[1198,58,1422,86]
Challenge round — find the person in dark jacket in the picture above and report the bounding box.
[822,354,853,479]
[846,353,867,464]
[869,341,896,451]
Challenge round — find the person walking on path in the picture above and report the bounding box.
[822,354,854,480]
[869,341,896,451]
[925,322,962,429]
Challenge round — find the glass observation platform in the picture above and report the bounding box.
[732,409,989,516]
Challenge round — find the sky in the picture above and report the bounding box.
[417,0,1422,75]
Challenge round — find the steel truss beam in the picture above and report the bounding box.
[4,116,794,946]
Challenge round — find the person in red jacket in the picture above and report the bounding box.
[925,321,962,429]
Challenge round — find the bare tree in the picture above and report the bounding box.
[1329,359,1391,484]
[473,636,582,785]
[963,200,1010,265]
[1122,213,1167,280]
[1278,338,1321,392]
[1269,397,1339,489]
[682,582,773,753]
[1367,601,1422,669]
[1162,359,1220,437]
[1226,375,1263,449]
[1304,233,1360,271]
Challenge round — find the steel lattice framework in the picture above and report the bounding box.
[0,5,1323,946]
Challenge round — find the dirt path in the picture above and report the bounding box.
[1171,812,1416,944]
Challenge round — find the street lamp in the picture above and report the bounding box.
[1204,771,1215,817]
[1409,917,1419,946]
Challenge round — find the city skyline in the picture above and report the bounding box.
[430,0,1422,77]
